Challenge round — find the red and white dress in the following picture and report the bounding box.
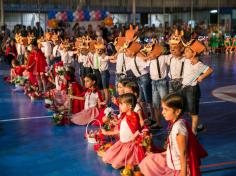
[71,88,103,125]
[102,112,145,168]
[28,49,47,75]
[139,119,207,176]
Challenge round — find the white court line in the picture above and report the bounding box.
[0,115,52,122]
[0,101,226,123]
[200,100,226,104]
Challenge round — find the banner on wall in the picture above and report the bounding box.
[47,10,113,28]
[48,10,111,22]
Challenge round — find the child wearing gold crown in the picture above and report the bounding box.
[92,38,110,104]
[167,30,186,94]
[51,32,61,64]
[78,36,94,85]
[15,33,26,65]
[182,40,213,135]
[42,32,53,66]
[59,39,74,68]
[140,43,169,130]
[26,33,35,52]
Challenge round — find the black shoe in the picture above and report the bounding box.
[197,124,206,133]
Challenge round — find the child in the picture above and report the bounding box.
[109,36,127,84]
[27,40,48,93]
[145,44,168,129]
[139,93,207,176]
[93,39,110,104]
[124,81,146,127]
[80,37,94,84]
[42,32,53,66]
[5,39,17,65]
[102,93,145,169]
[167,30,186,94]
[182,40,213,135]
[51,33,61,64]
[70,74,104,125]
[59,40,74,68]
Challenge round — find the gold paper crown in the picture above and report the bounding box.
[94,39,105,49]
[79,36,91,49]
[168,29,184,45]
[61,39,71,49]
[140,38,156,56]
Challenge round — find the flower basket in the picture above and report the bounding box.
[85,119,102,144]
[52,112,71,125]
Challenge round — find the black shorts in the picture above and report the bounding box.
[182,85,201,115]
[101,70,110,89]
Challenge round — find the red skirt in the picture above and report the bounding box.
[71,106,100,125]
[102,140,145,169]
[139,153,185,176]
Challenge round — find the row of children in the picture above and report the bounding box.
[4,24,213,175]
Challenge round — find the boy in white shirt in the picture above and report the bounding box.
[182,40,213,135]
[51,33,61,64]
[126,41,153,121]
[167,30,186,93]
[109,37,127,84]
[146,44,168,129]
[16,35,26,65]
[59,40,74,68]
[93,39,109,104]
[42,32,53,66]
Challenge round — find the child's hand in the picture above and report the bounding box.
[131,135,137,142]
[101,128,107,135]
[111,96,117,104]
[197,75,204,83]
[100,101,106,106]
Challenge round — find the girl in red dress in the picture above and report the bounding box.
[102,93,145,169]
[27,41,47,93]
[139,93,207,176]
[70,74,105,125]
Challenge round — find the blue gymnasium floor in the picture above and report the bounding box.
[1,54,236,176]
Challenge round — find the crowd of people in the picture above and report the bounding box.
[0,20,217,175]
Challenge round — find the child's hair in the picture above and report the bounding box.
[125,81,139,97]
[118,78,131,87]
[119,93,137,110]
[12,59,19,66]
[162,93,185,116]
[84,73,97,86]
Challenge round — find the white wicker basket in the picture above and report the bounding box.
[85,119,102,144]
